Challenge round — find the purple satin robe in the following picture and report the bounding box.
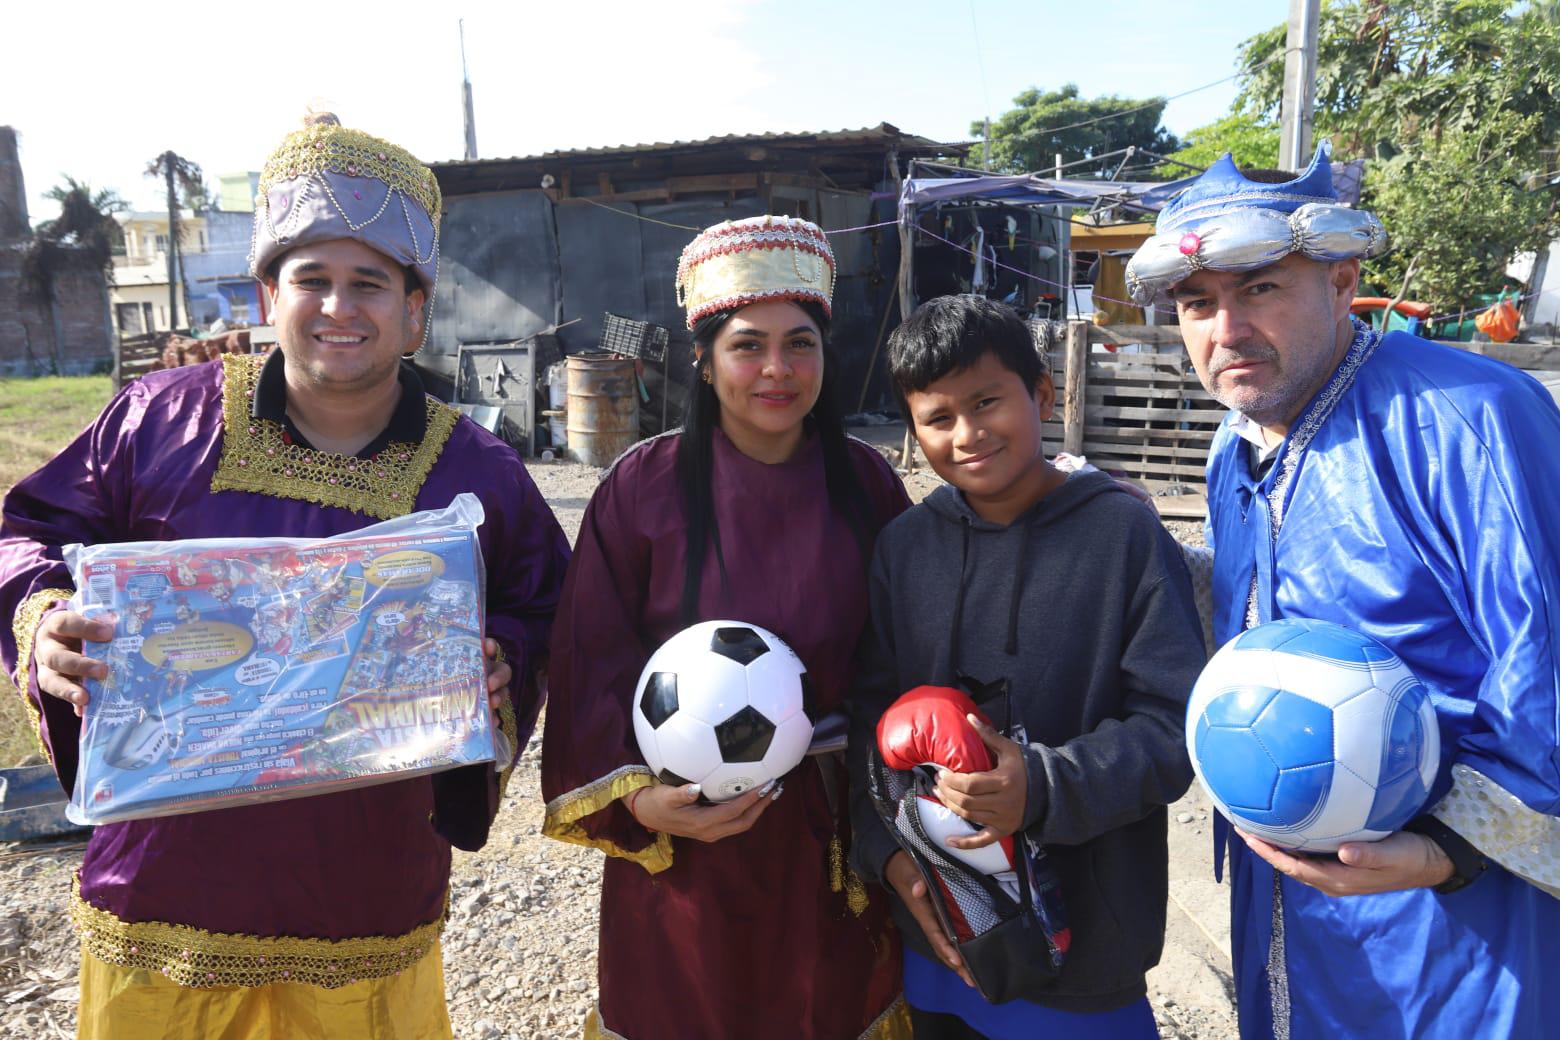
[0,359,570,949]
[541,428,911,1039]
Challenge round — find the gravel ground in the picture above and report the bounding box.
[0,448,1236,1040]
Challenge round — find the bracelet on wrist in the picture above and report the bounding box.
[1402,814,1488,894]
[625,785,655,831]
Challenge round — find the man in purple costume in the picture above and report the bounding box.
[0,113,570,1038]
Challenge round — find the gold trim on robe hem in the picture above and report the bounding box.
[210,354,459,521]
[541,765,674,874]
[493,642,519,800]
[10,587,74,763]
[70,876,448,990]
[1433,763,1560,898]
[583,996,911,1040]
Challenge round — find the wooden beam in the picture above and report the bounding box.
[896,212,917,471]
[667,173,761,195]
[1064,321,1090,455]
[559,188,670,205]
[1434,339,1560,371]
[1089,324,1188,347]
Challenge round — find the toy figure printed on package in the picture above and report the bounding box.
[62,495,497,825]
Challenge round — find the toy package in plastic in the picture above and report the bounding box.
[63,494,497,825]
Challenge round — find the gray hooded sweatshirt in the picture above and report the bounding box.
[847,469,1205,1013]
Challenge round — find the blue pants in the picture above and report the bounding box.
[903,948,1158,1040]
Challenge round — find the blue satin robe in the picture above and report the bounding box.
[1206,327,1560,1039]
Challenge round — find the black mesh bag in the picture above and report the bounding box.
[867,728,1071,1004]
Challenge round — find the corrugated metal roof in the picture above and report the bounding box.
[431,123,958,168]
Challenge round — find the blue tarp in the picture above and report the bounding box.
[900,173,1197,217]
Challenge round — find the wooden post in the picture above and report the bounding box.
[1063,321,1089,456]
[896,200,917,471]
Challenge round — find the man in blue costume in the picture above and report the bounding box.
[1126,144,1560,1039]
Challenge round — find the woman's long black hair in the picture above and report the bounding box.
[676,299,874,625]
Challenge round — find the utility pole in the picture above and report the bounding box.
[460,20,479,161]
[161,154,180,332]
[1279,0,1321,170]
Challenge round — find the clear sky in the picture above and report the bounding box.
[6,0,1283,220]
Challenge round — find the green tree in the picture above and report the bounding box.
[978,84,1180,176]
[1166,113,1280,174]
[144,151,205,331]
[1233,0,1560,310]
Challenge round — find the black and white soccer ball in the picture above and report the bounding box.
[632,620,815,802]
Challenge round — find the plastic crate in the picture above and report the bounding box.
[600,313,669,363]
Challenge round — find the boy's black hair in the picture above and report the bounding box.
[886,294,1046,413]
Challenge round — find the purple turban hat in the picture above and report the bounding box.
[250,114,441,343]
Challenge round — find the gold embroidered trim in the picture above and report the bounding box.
[11,588,73,763]
[70,876,447,990]
[584,1008,628,1040]
[1433,763,1560,898]
[210,355,459,520]
[585,996,909,1040]
[861,996,912,1040]
[541,765,674,875]
[259,125,441,222]
[494,643,519,801]
[829,834,871,917]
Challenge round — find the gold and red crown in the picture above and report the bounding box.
[675,215,836,328]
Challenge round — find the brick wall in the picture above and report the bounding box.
[0,247,113,376]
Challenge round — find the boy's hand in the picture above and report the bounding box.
[935,714,1028,848]
[884,851,976,988]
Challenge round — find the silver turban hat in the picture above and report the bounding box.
[1124,141,1387,305]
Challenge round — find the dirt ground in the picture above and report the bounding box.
[0,437,1236,1040]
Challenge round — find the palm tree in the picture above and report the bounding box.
[39,177,126,270]
[144,151,205,331]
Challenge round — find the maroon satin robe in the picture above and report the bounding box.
[541,428,910,1039]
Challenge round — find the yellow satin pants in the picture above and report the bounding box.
[76,939,453,1040]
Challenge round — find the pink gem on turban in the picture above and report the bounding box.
[1178,232,1202,256]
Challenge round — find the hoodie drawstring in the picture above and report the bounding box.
[1006,521,1031,656]
[945,517,972,681]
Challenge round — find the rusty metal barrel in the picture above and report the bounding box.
[565,353,640,466]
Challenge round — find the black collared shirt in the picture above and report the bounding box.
[251,348,428,459]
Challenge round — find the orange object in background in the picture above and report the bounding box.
[1475,299,1521,343]
[1350,298,1433,319]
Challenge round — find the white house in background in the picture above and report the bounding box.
[1509,242,1560,340]
[110,210,205,334]
[109,263,173,335]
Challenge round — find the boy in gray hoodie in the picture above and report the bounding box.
[848,295,1205,1039]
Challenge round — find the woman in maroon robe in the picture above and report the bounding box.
[541,216,912,1039]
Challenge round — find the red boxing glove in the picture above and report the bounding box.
[876,685,994,774]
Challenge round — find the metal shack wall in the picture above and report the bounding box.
[424,185,898,436]
[424,190,558,397]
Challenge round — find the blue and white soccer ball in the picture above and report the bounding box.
[1186,618,1440,852]
[632,621,815,802]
